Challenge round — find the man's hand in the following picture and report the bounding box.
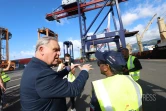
[8,60,11,64]
[71,68,75,74]
[78,64,93,72]
[123,68,129,72]
[71,64,80,70]
[61,63,65,70]
[0,82,6,93]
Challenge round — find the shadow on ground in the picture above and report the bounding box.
[138,79,166,111]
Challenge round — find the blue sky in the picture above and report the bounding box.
[0,0,166,60]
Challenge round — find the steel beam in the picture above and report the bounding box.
[83,0,110,37]
[85,30,124,41]
[86,38,118,51]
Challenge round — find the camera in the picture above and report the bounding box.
[63,59,71,66]
[64,62,70,66]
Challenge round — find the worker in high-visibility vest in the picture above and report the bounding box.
[0,60,11,109]
[90,50,143,111]
[121,48,142,81]
[1,71,10,86]
[0,76,5,110]
[57,54,76,111]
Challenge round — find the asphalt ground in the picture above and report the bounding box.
[3,59,166,111]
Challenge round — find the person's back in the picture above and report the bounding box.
[91,75,142,111]
[20,57,67,111]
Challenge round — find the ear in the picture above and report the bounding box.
[38,46,44,56]
[106,64,110,70]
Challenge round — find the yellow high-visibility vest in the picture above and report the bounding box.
[58,62,76,82]
[67,72,76,82]
[1,72,11,83]
[127,55,140,81]
[92,75,142,111]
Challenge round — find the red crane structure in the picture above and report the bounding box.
[45,0,138,60]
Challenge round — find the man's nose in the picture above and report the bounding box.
[58,51,61,56]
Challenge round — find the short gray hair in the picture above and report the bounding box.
[35,36,57,52]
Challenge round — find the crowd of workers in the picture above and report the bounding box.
[0,36,143,111]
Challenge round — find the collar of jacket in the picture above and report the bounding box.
[32,57,52,68]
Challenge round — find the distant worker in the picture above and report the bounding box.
[121,48,142,81]
[0,77,5,111]
[57,54,76,111]
[90,50,143,111]
[20,36,93,111]
[0,60,11,87]
[155,40,161,48]
[0,60,11,109]
[0,71,5,111]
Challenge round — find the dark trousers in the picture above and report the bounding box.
[70,97,75,109]
[0,82,7,107]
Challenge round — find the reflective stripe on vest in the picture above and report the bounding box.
[125,75,142,110]
[127,55,140,81]
[92,75,142,111]
[1,72,10,82]
[93,80,113,111]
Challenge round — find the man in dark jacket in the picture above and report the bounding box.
[20,36,93,111]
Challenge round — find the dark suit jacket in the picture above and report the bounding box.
[20,57,89,111]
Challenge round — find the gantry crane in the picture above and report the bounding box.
[37,27,58,40]
[63,41,74,62]
[0,27,16,71]
[136,13,157,52]
[45,0,138,60]
[88,12,111,60]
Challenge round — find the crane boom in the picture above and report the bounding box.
[135,13,157,52]
[140,13,157,39]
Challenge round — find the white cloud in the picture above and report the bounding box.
[20,51,35,58]
[142,28,160,41]
[122,1,166,26]
[131,24,144,32]
[10,45,35,60]
[122,0,166,46]
[125,26,160,44]
[10,50,35,60]
[122,13,138,26]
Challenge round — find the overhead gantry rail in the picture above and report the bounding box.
[46,0,126,21]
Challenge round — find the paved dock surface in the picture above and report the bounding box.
[3,59,166,111]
